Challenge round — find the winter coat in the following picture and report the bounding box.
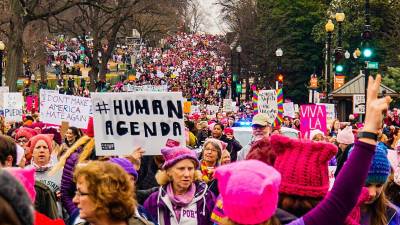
[388,203,400,225]
[219,135,242,161]
[61,147,83,215]
[144,181,215,225]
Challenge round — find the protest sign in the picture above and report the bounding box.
[258,90,278,124]
[26,95,39,113]
[124,84,168,92]
[317,103,336,121]
[191,105,200,114]
[91,92,186,156]
[300,104,327,139]
[40,89,92,129]
[0,86,9,107]
[183,101,191,114]
[3,92,23,122]
[207,105,220,115]
[223,99,233,112]
[353,95,365,114]
[283,102,295,118]
[328,166,337,190]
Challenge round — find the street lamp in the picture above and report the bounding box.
[0,41,5,86]
[236,45,242,105]
[325,19,334,99]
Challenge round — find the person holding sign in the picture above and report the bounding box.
[209,75,393,225]
[144,146,215,225]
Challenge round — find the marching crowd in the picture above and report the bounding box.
[1,73,400,225]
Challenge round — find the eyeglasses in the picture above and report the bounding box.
[75,190,90,197]
[204,147,218,152]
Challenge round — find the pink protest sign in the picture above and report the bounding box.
[26,95,39,113]
[300,104,327,139]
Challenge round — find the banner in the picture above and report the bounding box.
[40,89,92,129]
[223,99,233,112]
[91,92,186,156]
[3,92,24,122]
[317,103,336,121]
[258,90,277,124]
[353,95,365,114]
[274,89,284,126]
[124,84,168,92]
[300,104,327,139]
[26,95,39,113]
[283,102,295,118]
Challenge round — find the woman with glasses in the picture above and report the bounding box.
[73,161,154,225]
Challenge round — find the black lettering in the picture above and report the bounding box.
[135,100,150,115]
[116,121,128,136]
[144,122,157,137]
[172,122,182,136]
[125,100,134,116]
[105,121,114,135]
[114,100,123,115]
[152,100,164,115]
[130,122,140,135]
[160,122,170,136]
[167,100,183,119]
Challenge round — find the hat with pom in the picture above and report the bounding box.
[215,160,281,224]
[337,126,355,145]
[271,134,338,197]
[0,169,34,225]
[161,146,199,169]
[366,142,391,184]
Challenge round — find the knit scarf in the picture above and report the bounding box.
[200,161,215,183]
[166,183,196,223]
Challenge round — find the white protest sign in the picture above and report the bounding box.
[207,105,220,115]
[258,90,278,124]
[283,102,295,118]
[191,105,200,114]
[328,166,337,190]
[3,92,23,122]
[0,86,9,107]
[317,103,336,121]
[40,89,92,128]
[353,95,365,114]
[91,92,186,156]
[223,99,233,112]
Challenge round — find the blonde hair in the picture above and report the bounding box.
[74,161,137,221]
[156,164,203,186]
[50,135,94,175]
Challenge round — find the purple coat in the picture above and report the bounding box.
[61,147,83,215]
[144,182,215,225]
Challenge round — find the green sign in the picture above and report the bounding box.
[367,61,379,69]
[236,83,242,93]
[232,73,238,82]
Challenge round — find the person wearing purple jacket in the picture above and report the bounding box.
[211,75,392,225]
[144,146,215,225]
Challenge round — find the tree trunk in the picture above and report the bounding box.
[6,1,25,91]
[39,64,46,83]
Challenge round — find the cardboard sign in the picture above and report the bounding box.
[283,102,295,118]
[0,86,9,107]
[223,99,233,112]
[258,90,278,124]
[353,95,365,114]
[3,92,24,122]
[40,89,92,129]
[191,105,200,114]
[183,101,192,114]
[124,84,168,92]
[26,95,39,113]
[300,104,327,139]
[317,103,336,121]
[91,92,186,156]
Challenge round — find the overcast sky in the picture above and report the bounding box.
[198,0,228,35]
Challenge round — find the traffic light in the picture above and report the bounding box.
[334,50,345,75]
[362,47,373,59]
[335,64,344,73]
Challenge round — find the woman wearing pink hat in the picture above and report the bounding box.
[212,75,392,225]
[144,146,215,225]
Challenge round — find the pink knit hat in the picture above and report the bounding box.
[215,160,281,224]
[271,134,338,198]
[337,126,355,145]
[26,134,54,154]
[5,167,36,203]
[15,127,38,140]
[161,146,199,169]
